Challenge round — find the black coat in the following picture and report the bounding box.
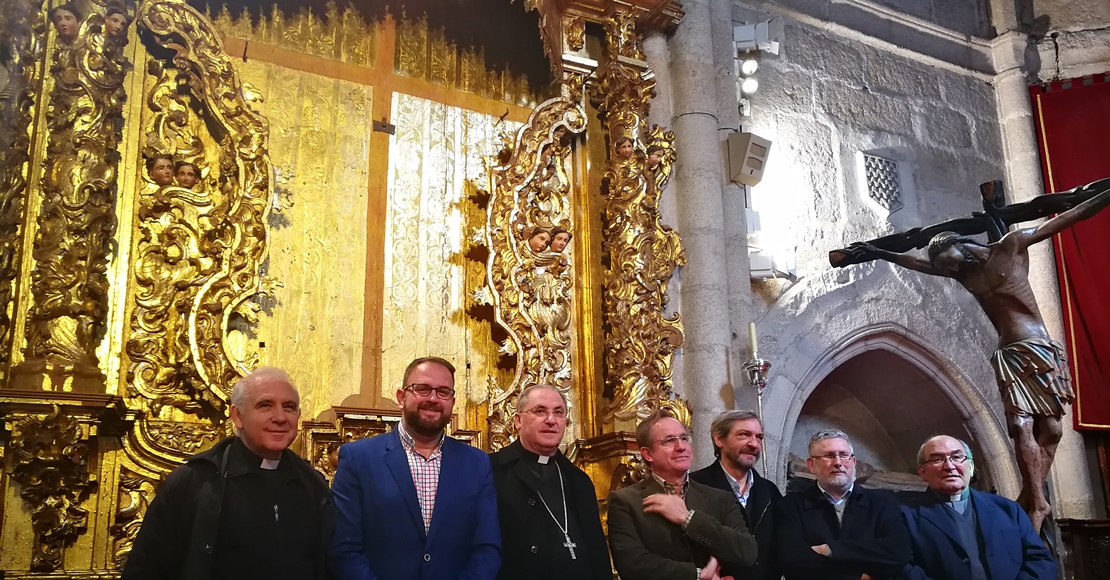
[774,484,910,580]
[120,437,335,580]
[690,460,782,580]
[489,440,611,580]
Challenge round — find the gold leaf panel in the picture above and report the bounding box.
[382,91,521,417]
[236,59,372,422]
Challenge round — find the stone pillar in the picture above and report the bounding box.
[709,0,758,416]
[992,32,1095,519]
[669,0,734,467]
[643,30,687,400]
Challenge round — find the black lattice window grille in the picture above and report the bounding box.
[863,154,903,213]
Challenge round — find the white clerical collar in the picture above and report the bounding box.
[537,454,552,464]
[260,458,281,470]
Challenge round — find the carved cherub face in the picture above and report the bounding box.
[175,163,199,189]
[616,138,635,159]
[51,8,80,42]
[646,149,664,169]
[528,231,551,253]
[148,157,175,186]
[104,11,129,37]
[550,232,571,253]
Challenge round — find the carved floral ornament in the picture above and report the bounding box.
[7,407,97,572]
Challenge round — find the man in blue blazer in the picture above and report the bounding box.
[330,357,501,580]
[900,435,1056,580]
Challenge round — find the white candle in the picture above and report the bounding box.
[749,322,758,356]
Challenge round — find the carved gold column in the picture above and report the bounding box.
[10,12,130,392]
[0,5,46,385]
[587,9,688,425]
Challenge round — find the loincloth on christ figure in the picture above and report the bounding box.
[991,338,1075,417]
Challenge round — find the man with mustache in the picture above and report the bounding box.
[122,367,335,580]
[489,384,610,580]
[774,429,910,580]
[608,408,758,580]
[900,435,1055,579]
[330,357,501,580]
[691,410,783,580]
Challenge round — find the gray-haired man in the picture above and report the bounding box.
[122,367,334,580]
[488,384,610,580]
[691,410,783,580]
[773,429,909,580]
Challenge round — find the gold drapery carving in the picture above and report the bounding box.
[588,9,688,424]
[381,92,520,413]
[14,13,130,390]
[208,2,377,69]
[127,0,273,412]
[7,407,97,572]
[483,97,586,451]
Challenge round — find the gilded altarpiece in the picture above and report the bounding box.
[0,0,689,573]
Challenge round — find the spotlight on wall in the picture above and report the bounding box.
[733,20,782,117]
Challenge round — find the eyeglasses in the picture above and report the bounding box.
[654,435,691,448]
[405,384,455,400]
[521,407,567,420]
[923,453,969,466]
[811,452,855,462]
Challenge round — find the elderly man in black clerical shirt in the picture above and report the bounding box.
[121,367,334,580]
[489,384,611,580]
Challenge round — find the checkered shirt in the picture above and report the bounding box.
[651,470,690,499]
[396,422,444,533]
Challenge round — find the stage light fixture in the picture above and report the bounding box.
[741,78,759,95]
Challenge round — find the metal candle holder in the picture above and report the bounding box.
[742,355,772,470]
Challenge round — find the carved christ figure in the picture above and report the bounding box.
[846,178,1110,533]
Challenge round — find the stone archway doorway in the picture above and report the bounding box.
[787,348,997,495]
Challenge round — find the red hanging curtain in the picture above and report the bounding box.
[1030,74,1110,430]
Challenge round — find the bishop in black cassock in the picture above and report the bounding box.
[489,386,611,580]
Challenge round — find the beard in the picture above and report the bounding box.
[403,401,451,438]
[821,470,854,490]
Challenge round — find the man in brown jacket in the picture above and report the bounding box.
[607,409,758,580]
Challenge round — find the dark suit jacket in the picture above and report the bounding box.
[691,460,783,580]
[607,476,759,580]
[899,489,1057,579]
[489,440,610,580]
[329,429,501,580]
[774,485,910,580]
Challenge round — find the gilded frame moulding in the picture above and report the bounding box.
[483,96,588,451]
[122,0,274,422]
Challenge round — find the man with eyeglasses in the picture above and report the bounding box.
[774,429,909,580]
[488,384,610,580]
[330,357,501,580]
[608,408,758,580]
[900,435,1055,579]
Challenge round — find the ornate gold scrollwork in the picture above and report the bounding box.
[15,13,130,390]
[7,406,97,572]
[0,6,45,383]
[588,9,688,424]
[483,97,586,451]
[127,0,273,413]
[109,467,156,570]
[563,15,585,52]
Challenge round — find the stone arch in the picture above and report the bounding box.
[763,324,1019,497]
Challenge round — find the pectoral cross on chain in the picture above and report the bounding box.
[562,533,577,559]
